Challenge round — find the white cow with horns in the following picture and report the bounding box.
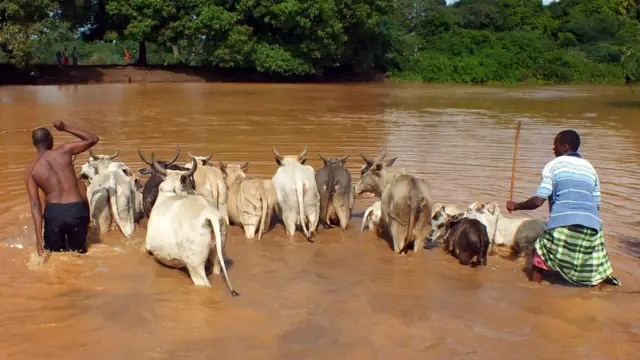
[144,154,239,296]
[271,146,320,242]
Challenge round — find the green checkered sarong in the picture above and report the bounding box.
[535,225,621,287]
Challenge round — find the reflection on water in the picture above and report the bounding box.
[0,83,639,359]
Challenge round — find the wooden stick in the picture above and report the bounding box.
[509,121,522,202]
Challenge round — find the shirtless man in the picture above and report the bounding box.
[25,121,99,256]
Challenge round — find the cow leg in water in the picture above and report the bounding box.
[282,208,297,238]
[186,263,211,287]
[337,205,350,231]
[390,220,407,254]
[209,246,221,275]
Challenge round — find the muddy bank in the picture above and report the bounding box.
[0,64,387,86]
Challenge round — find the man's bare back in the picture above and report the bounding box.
[25,121,99,255]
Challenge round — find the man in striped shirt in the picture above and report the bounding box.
[506,130,620,287]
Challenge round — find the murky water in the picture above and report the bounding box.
[1,83,639,359]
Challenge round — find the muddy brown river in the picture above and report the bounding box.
[0,83,639,359]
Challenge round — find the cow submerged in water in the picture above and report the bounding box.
[315,154,354,230]
[144,154,238,296]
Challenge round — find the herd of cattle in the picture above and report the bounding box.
[76,146,546,296]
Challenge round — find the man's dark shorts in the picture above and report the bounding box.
[43,201,90,253]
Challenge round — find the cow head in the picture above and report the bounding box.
[78,150,120,181]
[273,146,307,166]
[187,152,213,166]
[219,161,250,188]
[359,151,396,177]
[137,146,181,176]
[354,147,397,197]
[319,154,349,168]
[427,203,464,243]
[152,153,197,195]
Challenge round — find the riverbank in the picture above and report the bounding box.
[0,64,388,86]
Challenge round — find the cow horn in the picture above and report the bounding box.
[378,146,387,161]
[273,147,283,161]
[360,153,375,165]
[297,145,308,160]
[71,155,76,163]
[239,161,249,169]
[188,151,195,159]
[108,150,120,160]
[339,155,349,163]
[185,157,197,177]
[166,145,181,166]
[205,153,213,161]
[89,150,98,160]
[319,153,328,163]
[138,148,152,166]
[218,161,228,172]
[151,153,168,176]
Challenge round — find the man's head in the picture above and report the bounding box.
[553,129,580,157]
[32,127,53,151]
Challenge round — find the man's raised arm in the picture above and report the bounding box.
[54,121,99,155]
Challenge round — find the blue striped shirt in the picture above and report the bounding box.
[535,152,603,231]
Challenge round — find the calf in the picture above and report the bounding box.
[361,201,381,232]
[355,147,433,254]
[466,201,545,257]
[145,155,238,295]
[444,215,490,267]
[315,154,354,230]
[271,146,320,242]
[220,161,276,240]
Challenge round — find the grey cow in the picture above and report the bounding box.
[315,154,355,230]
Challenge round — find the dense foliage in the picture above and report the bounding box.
[1,0,640,83]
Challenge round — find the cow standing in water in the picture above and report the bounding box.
[315,154,354,230]
[271,146,320,242]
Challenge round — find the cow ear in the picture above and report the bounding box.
[384,157,397,167]
[137,168,152,176]
[451,213,464,223]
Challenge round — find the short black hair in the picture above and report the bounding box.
[557,129,580,152]
[32,127,53,150]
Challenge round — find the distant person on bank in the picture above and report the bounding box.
[507,130,620,287]
[55,50,63,68]
[72,47,79,66]
[63,47,70,66]
[124,47,131,64]
[25,121,99,256]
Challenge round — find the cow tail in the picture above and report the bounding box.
[406,180,420,252]
[295,181,309,240]
[322,170,336,227]
[108,173,128,239]
[257,184,267,241]
[208,209,238,297]
[217,180,229,226]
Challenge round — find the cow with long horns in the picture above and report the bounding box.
[137,146,192,218]
[271,146,320,242]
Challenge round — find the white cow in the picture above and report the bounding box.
[79,153,139,238]
[145,155,238,295]
[465,201,544,257]
[271,146,320,242]
[361,201,382,232]
[183,152,229,226]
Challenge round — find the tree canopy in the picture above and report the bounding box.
[1,0,640,83]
